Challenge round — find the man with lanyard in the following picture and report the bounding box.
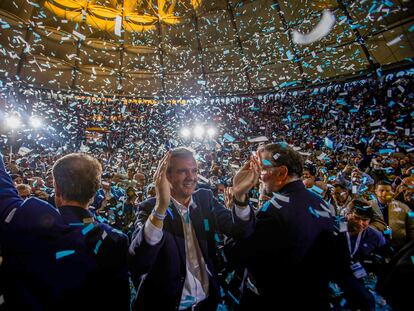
[344,199,387,278]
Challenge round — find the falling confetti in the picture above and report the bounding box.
[292,10,336,45]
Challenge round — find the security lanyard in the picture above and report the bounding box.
[346,231,362,259]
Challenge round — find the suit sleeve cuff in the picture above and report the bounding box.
[234,205,251,221]
[144,219,164,246]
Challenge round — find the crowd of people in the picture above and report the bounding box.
[0,73,413,310]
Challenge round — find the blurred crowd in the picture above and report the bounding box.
[0,73,413,310]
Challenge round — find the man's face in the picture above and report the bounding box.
[134,173,145,187]
[351,170,362,181]
[102,180,111,191]
[403,190,414,204]
[168,157,198,200]
[14,176,23,185]
[127,169,135,179]
[216,184,225,195]
[333,186,348,204]
[375,185,393,204]
[45,175,54,188]
[258,150,282,194]
[303,170,312,180]
[347,212,370,233]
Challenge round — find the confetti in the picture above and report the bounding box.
[292,10,336,45]
[56,250,75,260]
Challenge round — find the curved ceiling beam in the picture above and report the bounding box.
[156,21,166,97]
[71,6,88,90]
[336,0,377,75]
[225,0,253,94]
[191,7,209,96]
[16,0,44,79]
[118,0,125,95]
[270,0,305,85]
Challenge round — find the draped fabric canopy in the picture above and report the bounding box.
[0,0,413,97]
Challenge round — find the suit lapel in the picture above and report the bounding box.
[163,202,186,265]
[190,194,209,257]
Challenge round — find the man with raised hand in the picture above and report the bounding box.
[230,143,374,310]
[0,152,130,311]
[129,147,257,310]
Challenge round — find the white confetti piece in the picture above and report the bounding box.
[248,136,268,143]
[273,153,280,161]
[273,192,290,203]
[386,35,403,46]
[115,15,122,37]
[72,30,86,41]
[292,10,336,45]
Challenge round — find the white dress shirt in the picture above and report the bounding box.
[144,196,250,309]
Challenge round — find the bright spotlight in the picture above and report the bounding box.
[181,128,191,138]
[5,116,21,129]
[207,128,216,137]
[30,116,42,128]
[194,126,204,139]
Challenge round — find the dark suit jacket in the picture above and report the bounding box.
[230,180,338,310]
[0,154,130,311]
[128,188,255,310]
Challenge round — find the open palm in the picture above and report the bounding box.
[233,155,260,200]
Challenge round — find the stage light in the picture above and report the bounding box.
[30,116,42,128]
[194,126,204,139]
[207,128,216,137]
[5,116,21,129]
[181,128,191,138]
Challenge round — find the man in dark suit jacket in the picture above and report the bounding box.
[229,143,374,310]
[129,147,258,310]
[0,152,130,311]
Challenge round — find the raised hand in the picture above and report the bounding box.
[153,151,172,212]
[232,155,260,202]
[224,186,234,210]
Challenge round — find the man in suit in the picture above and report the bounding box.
[369,181,414,250]
[0,152,130,311]
[228,143,374,310]
[128,147,258,310]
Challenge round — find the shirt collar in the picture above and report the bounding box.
[171,196,196,216]
[279,179,306,194]
[59,205,94,225]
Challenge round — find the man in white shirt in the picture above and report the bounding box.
[129,147,258,310]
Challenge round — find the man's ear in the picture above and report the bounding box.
[277,166,289,180]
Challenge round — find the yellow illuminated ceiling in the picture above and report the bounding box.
[44,0,202,33]
[0,0,413,97]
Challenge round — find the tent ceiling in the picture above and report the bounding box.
[0,0,413,97]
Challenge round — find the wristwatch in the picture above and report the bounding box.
[233,196,249,206]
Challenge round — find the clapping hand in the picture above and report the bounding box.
[153,151,172,212]
[224,187,234,210]
[232,155,260,202]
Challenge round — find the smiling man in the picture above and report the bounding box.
[229,143,371,310]
[344,200,386,263]
[129,147,257,310]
